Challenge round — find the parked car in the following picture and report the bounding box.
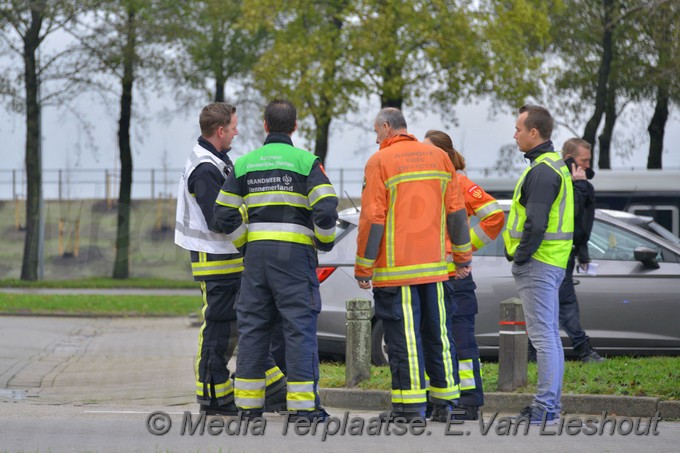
[316,204,680,364]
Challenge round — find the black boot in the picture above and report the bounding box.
[430,402,456,423]
[454,404,479,421]
[286,407,330,423]
[379,410,425,423]
[264,386,287,412]
[575,342,605,363]
[199,399,240,416]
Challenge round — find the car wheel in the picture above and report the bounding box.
[371,319,389,366]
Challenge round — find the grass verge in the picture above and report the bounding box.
[0,293,199,316]
[320,357,680,400]
[0,277,196,289]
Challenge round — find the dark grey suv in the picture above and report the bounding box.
[316,204,680,364]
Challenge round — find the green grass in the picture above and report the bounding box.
[320,356,680,400]
[0,277,196,289]
[0,293,200,316]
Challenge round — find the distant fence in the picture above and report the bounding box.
[8,165,676,203]
[0,167,371,202]
[0,168,181,202]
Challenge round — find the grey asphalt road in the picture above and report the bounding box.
[1,316,679,453]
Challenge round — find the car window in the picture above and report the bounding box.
[588,219,665,262]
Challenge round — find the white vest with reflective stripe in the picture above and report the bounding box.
[174,144,239,254]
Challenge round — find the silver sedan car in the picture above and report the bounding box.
[316,203,680,364]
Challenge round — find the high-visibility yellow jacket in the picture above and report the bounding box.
[503,151,574,268]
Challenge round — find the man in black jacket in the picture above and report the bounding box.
[527,137,604,363]
[559,138,604,363]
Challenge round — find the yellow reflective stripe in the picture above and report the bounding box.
[451,241,472,253]
[314,225,336,243]
[401,287,420,390]
[458,359,476,390]
[475,200,502,220]
[436,281,456,389]
[429,385,460,400]
[470,227,486,251]
[440,179,447,261]
[227,222,248,248]
[385,170,451,188]
[234,378,266,409]
[373,262,448,282]
[355,255,375,267]
[239,205,248,222]
[287,381,316,410]
[248,231,314,246]
[192,267,243,277]
[191,258,244,276]
[191,258,242,268]
[265,367,285,386]
[244,191,310,209]
[391,389,427,404]
[308,184,337,206]
[216,190,243,208]
[287,396,316,410]
[194,281,208,387]
[386,185,397,266]
[213,381,234,398]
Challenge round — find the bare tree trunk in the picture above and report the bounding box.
[647,85,668,169]
[314,117,331,166]
[20,7,45,281]
[583,0,615,163]
[380,59,404,109]
[214,76,225,102]
[597,81,617,169]
[113,7,136,279]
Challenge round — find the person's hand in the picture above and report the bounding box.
[578,262,589,273]
[357,280,372,290]
[571,163,586,181]
[455,265,471,279]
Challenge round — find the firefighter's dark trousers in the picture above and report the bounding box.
[374,281,460,414]
[234,241,321,412]
[195,279,239,406]
[196,279,285,407]
[450,273,484,407]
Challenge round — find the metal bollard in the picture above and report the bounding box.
[497,297,528,392]
[345,298,372,387]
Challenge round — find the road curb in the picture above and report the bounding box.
[659,400,680,419]
[319,388,675,419]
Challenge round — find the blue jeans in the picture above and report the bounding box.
[512,258,565,414]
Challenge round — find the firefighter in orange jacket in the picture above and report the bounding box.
[355,108,472,422]
[424,130,504,421]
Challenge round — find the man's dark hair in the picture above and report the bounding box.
[199,102,236,137]
[264,99,297,134]
[518,104,553,140]
[375,107,407,130]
